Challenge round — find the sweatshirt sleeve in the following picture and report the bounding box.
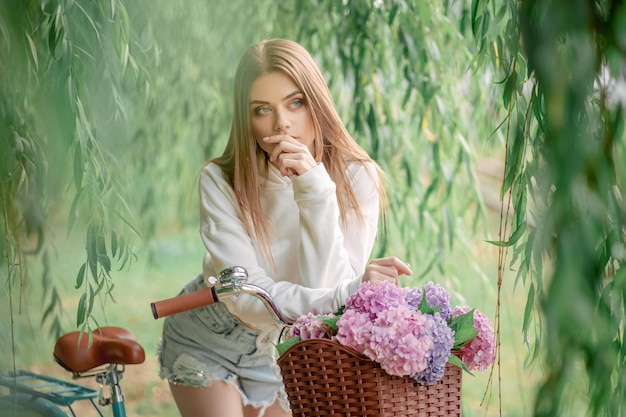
[292,162,380,290]
[198,163,362,323]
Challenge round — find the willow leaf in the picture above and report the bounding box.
[503,69,517,109]
[72,143,83,193]
[111,230,118,258]
[77,292,87,327]
[522,282,535,344]
[25,32,38,71]
[98,254,112,275]
[87,225,98,280]
[75,262,86,289]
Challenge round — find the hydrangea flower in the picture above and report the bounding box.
[367,305,434,376]
[276,280,497,386]
[451,306,495,371]
[412,313,455,384]
[407,281,452,321]
[405,287,422,310]
[289,312,334,340]
[335,309,373,351]
[344,281,408,320]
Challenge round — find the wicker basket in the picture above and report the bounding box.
[277,338,462,417]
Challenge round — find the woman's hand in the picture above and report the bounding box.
[361,256,412,286]
[263,135,317,176]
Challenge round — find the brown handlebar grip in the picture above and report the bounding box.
[151,287,219,319]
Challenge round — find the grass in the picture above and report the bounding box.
[1,215,548,417]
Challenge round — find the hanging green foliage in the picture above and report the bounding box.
[476,0,626,415]
[0,0,144,338]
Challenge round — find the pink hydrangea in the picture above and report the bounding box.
[344,281,409,320]
[289,312,334,340]
[366,305,434,376]
[451,306,495,371]
[335,309,374,351]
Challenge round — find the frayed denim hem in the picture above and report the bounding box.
[157,339,289,416]
[241,389,290,417]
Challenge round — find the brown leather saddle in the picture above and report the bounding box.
[53,326,145,373]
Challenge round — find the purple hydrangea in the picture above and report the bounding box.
[344,281,409,320]
[405,287,422,310]
[412,313,455,384]
[407,281,452,321]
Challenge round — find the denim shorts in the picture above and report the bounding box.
[157,277,288,411]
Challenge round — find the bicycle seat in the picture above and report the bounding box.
[53,326,145,373]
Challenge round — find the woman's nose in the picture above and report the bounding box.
[274,111,291,133]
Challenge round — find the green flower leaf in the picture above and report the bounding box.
[417,289,441,315]
[448,352,473,376]
[449,309,477,349]
[275,336,301,356]
[320,315,340,331]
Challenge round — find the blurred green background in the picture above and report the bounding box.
[2,1,625,416]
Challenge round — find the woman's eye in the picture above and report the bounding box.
[255,106,271,115]
[291,99,303,109]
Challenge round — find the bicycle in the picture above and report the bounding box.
[0,266,287,417]
[3,267,462,416]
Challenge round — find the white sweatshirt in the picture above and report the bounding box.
[197,156,380,330]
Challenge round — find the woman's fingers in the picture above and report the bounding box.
[263,135,316,176]
[370,256,413,276]
[362,257,413,286]
[366,263,398,279]
[264,135,304,164]
[365,271,398,285]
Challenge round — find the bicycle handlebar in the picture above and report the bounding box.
[151,286,218,319]
[150,266,294,326]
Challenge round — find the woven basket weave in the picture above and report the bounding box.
[277,338,462,417]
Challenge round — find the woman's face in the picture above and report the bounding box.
[249,71,315,157]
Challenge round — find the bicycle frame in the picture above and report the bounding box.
[0,367,124,417]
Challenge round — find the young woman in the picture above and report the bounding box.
[158,39,412,417]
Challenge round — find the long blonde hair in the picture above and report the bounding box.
[211,39,387,264]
